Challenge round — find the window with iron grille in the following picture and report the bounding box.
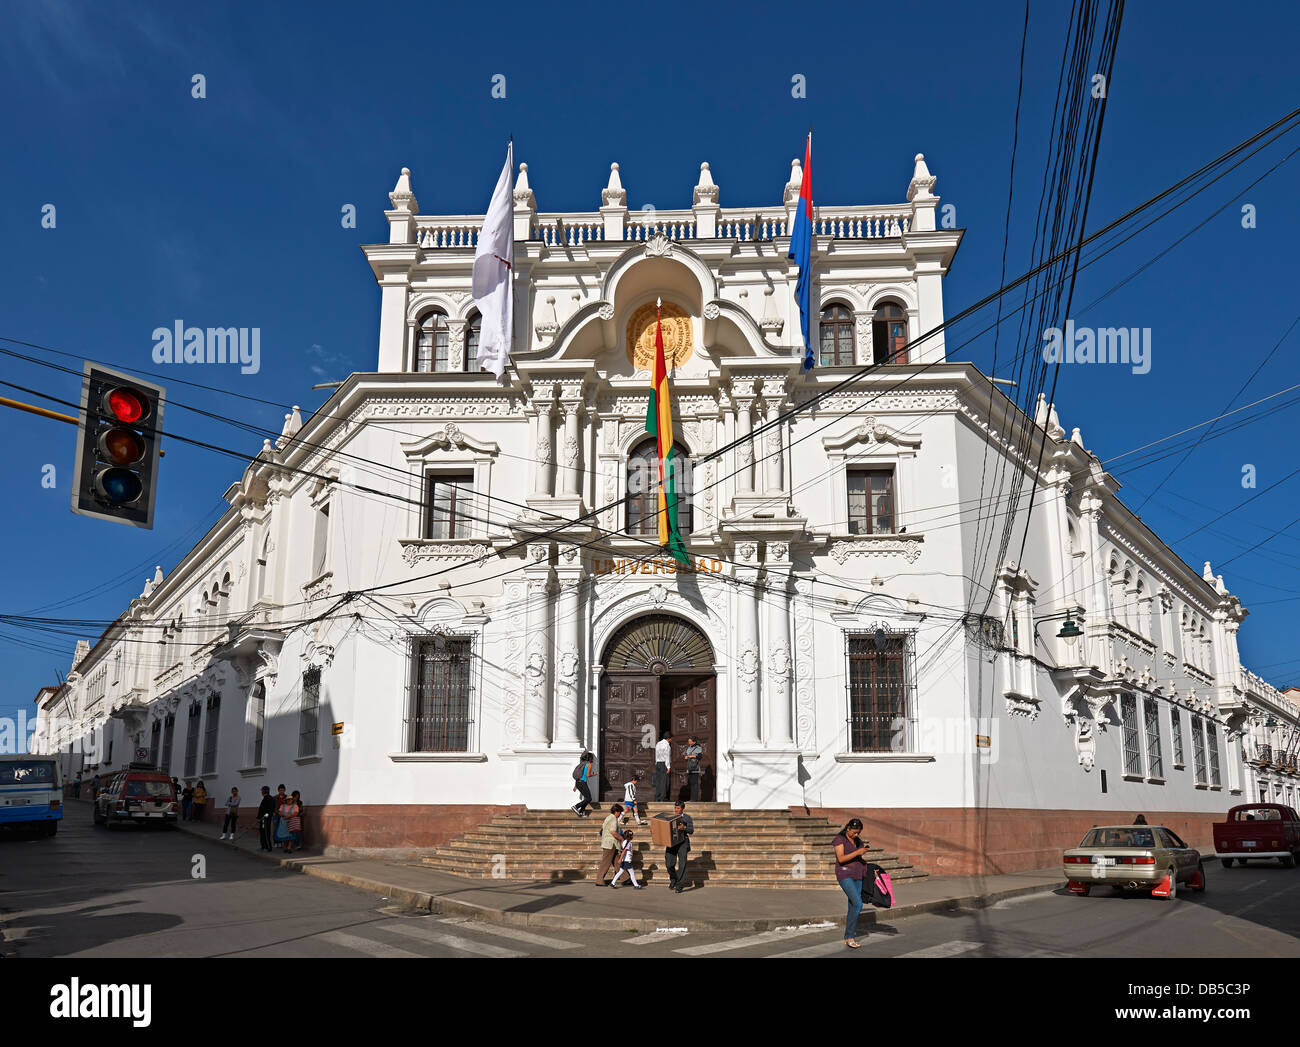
[1171,708,1184,766]
[411,636,473,752]
[250,681,266,767]
[846,633,910,752]
[847,470,894,535]
[299,668,321,758]
[425,474,474,539]
[161,714,175,774]
[1207,722,1221,786]
[183,703,201,778]
[1143,698,1163,779]
[1120,694,1142,775]
[149,719,161,767]
[1191,715,1207,783]
[201,693,220,775]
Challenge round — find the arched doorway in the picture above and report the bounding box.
[599,614,716,803]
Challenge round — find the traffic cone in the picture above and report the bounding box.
[1151,873,1172,898]
[1188,867,1204,891]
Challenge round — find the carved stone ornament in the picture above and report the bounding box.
[562,435,579,467]
[401,541,492,566]
[768,542,789,562]
[1004,692,1040,720]
[649,583,668,607]
[737,542,758,563]
[737,645,759,694]
[558,645,580,684]
[702,301,720,321]
[768,642,791,680]
[529,544,550,562]
[829,537,923,564]
[644,231,674,257]
[598,302,615,321]
[823,417,923,452]
[560,545,579,564]
[303,642,335,669]
[626,300,693,371]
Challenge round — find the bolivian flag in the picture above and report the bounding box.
[646,298,690,565]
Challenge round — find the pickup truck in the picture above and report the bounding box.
[1212,803,1300,868]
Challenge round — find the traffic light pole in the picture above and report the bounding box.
[0,395,77,425]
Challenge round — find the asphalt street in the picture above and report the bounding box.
[3,817,1299,958]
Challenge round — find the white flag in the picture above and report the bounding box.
[472,141,514,379]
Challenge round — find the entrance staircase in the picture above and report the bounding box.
[420,803,927,888]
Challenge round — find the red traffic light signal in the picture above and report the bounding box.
[71,364,165,528]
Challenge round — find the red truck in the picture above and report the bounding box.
[1212,803,1300,868]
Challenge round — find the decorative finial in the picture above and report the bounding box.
[908,153,937,201]
[602,162,626,207]
[693,161,718,205]
[389,166,417,213]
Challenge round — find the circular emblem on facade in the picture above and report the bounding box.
[626,301,693,371]
[650,659,668,676]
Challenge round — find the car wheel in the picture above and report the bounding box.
[1283,855,1295,869]
[1221,858,1233,870]
[1165,868,1178,900]
[44,821,58,837]
[1237,858,1248,866]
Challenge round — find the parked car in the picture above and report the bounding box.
[92,764,178,829]
[1063,824,1206,899]
[1212,803,1300,868]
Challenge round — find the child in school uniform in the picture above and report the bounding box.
[621,772,645,825]
[609,830,643,889]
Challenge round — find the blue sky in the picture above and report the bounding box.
[3,1,1298,745]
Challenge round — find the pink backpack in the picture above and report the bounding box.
[866,864,895,908]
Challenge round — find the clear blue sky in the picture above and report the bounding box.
[3,1,1298,747]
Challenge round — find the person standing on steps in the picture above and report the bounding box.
[595,804,626,886]
[622,772,644,826]
[654,732,672,802]
[833,817,871,949]
[664,800,694,892]
[684,736,704,803]
[571,752,595,818]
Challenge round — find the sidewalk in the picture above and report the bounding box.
[173,815,1065,932]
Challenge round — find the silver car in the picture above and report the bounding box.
[1062,825,1206,899]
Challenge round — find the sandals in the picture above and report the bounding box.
[844,939,861,949]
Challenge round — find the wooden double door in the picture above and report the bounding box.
[599,673,716,803]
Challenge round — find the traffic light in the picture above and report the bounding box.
[71,363,165,529]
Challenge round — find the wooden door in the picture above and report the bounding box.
[600,675,657,801]
[666,674,716,802]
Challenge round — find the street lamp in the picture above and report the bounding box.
[1057,616,1083,648]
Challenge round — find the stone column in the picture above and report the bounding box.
[734,542,762,745]
[531,404,554,498]
[560,401,584,497]
[522,550,552,745]
[764,544,794,745]
[736,398,755,496]
[552,551,583,747]
[763,401,784,495]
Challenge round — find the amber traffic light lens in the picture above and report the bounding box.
[103,387,147,424]
[99,427,146,465]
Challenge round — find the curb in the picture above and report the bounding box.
[175,821,1062,932]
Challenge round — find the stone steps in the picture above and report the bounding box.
[420,804,926,887]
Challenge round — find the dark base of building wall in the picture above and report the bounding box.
[801,807,1221,877]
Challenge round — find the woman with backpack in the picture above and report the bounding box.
[833,817,872,949]
[570,752,595,819]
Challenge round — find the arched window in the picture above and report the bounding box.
[626,438,693,537]
[467,313,482,371]
[872,302,908,365]
[415,311,451,372]
[818,303,854,366]
[216,573,231,623]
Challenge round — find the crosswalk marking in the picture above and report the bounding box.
[767,937,868,958]
[675,924,832,956]
[625,929,690,945]
[376,919,526,957]
[897,940,984,958]
[1021,948,1072,958]
[319,931,426,959]
[439,916,581,950]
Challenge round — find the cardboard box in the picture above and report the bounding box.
[650,813,677,847]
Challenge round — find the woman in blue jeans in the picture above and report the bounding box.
[833,818,871,948]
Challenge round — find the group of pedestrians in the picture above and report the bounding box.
[653,733,705,802]
[255,784,305,853]
[179,780,207,821]
[593,799,695,893]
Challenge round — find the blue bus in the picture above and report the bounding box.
[0,755,62,835]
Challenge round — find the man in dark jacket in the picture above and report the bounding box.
[664,801,694,893]
[257,786,276,851]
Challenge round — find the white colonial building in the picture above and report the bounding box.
[33,153,1291,873]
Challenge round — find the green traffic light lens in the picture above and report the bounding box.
[99,427,146,465]
[94,468,143,505]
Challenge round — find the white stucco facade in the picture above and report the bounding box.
[31,153,1293,867]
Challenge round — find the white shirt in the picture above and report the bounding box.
[623,780,637,803]
[655,739,671,765]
